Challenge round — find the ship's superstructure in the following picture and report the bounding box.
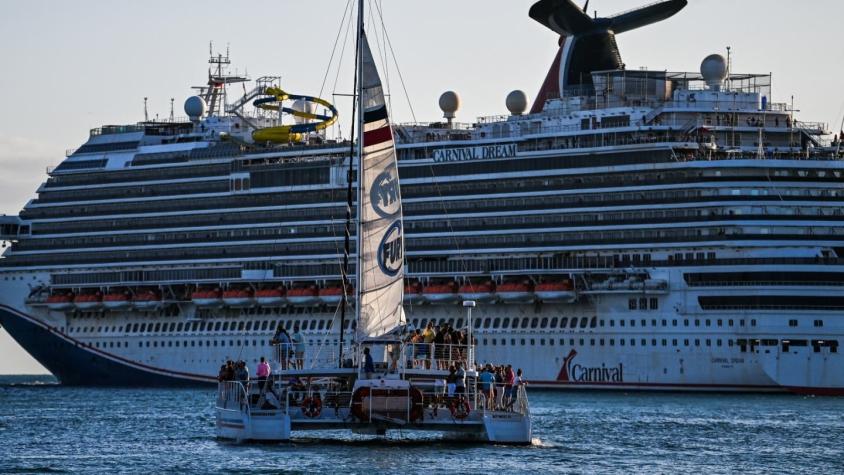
[1,0,842,392]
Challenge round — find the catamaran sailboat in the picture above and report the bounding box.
[214,1,532,444]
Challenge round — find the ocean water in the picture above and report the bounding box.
[1,375,843,474]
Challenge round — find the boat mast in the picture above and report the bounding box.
[339,0,365,367]
[353,0,365,352]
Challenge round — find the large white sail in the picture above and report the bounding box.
[355,32,405,339]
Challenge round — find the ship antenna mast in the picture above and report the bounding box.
[143,97,149,122]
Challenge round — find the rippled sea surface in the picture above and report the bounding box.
[1,375,843,474]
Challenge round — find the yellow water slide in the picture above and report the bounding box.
[252,87,339,143]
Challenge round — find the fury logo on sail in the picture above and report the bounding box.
[371,169,401,218]
[377,220,403,276]
[556,349,624,383]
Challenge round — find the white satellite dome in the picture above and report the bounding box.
[700,54,728,91]
[184,96,207,121]
[438,91,460,120]
[506,90,529,116]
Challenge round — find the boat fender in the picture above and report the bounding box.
[301,396,322,418]
[449,398,471,420]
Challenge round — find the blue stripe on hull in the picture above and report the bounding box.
[0,308,211,387]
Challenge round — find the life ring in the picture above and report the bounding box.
[301,396,322,418]
[449,397,471,420]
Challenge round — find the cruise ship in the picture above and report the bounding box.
[1,0,842,393]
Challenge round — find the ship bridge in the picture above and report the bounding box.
[0,215,30,244]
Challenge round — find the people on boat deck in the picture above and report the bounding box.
[455,362,467,395]
[421,322,435,368]
[504,364,515,406]
[479,365,495,409]
[272,324,293,370]
[234,361,249,384]
[218,360,235,382]
[363,347,375,379]
[506,368,526,410]
[291,325,305,370]
[446,365,457,397]
[256,356,271,383]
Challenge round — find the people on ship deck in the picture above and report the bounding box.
[479,365,495,409]
[272,325,293,370]
[446,365,457,397]
[455,362,466,395]
[363,347,375,379]
[234,361,249,384]
[256,356,271,384]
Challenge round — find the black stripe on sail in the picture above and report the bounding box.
[364,106,388,124]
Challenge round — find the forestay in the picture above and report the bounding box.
[356,32,405,339]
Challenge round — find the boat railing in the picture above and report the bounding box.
[476,383,529,416]
[217,380,249,412]
[272,342,354,371]
[400,343,475,373]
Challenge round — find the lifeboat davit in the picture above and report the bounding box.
[404,282,424,305]
[255,288,287,307]
[458,282,497,303]
[74,293,102,310]
[192,288,223,307]
[133,291,162,310]
[496,282,535,303]
[103,291,132,310]
[535,280,576,303]
[287,286,319,306]
[222,289,255,307]
[318,286,348,306]
[46,294,74,311]
[423,282,459,304]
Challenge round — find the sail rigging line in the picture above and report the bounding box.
[318,0,354,102]
[372,0,417,124]
[329,1,359,138]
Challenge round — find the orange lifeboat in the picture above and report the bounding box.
[404,281,424,305]
[318,286,349,306]
[74,293,102,310]
[255,288,287,307]
[103,291,132,310]
[458,281,497,303]
[535,279,576,303]
[287,286,319,306]
[46,293,74,311]
[133,290,162,310]
[222,288,255,307]
[423,282,459,304]
[192,288,223,307]
[496,281,535,303]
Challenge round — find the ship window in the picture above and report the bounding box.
[169,323,176,332]
[411,319,419,328]
[168,341,172,347]
[493,318,501,328]
[569,318,578,329]
[521,318,530,329]
[502,318,510,328]
[639,298,647,310]
[599,339,605,346]
[317,320,325,330]
[540,318,548,328]
[683,319,689,327]
[695,339,700,346]
[559,317,568,328]
[705,339,711,347]
[550,317,558,327]
[672,319,677,326]
[650,298,658,310]
[630,339,636,347]
[309,320,317,330]
[751,319,757,327]
[484,318,492,329]
[609,339,615,346]
[739,320,745,327]
[630,320,635,327]
[222,322,229,332]
[530,318,539,329]
[672,339,678,346]
[641,319,647,327]
[694,320,700,327]
[582,318,591,329]
[154,323,161,332]
[456,319,464,328]
[153,341,157,348]
[728,319,734,326]
[521,339,525,345]
[569,339,575,346]
[788,319,797,327]
[814,320,824,327]
[661,339,667,346]
[238,322,245,331]
[620,320,626,327]
[139,323,146,332]
[176,323,183,332]
[475,318,483,329]
[628,299,637,310]
[579,338,584,346]
[245,322,253,331]
[661,319,667,327]
[684,339,690,346]
[717,339,722,347]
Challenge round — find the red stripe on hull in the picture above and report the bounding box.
[363,126,393,146]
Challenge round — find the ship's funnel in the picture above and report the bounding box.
[529,0,687,111]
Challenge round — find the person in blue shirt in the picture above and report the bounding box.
[478,364,496,409]
[291,325,305,370]
[363,347,375,379]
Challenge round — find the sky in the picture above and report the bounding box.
[1,0,843,374]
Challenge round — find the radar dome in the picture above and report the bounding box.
[700,54,727,91]
[506,90,529,116]
[184,96,207,121]
[439,91,460,120]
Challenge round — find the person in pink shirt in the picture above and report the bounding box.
[256,356,271,384]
